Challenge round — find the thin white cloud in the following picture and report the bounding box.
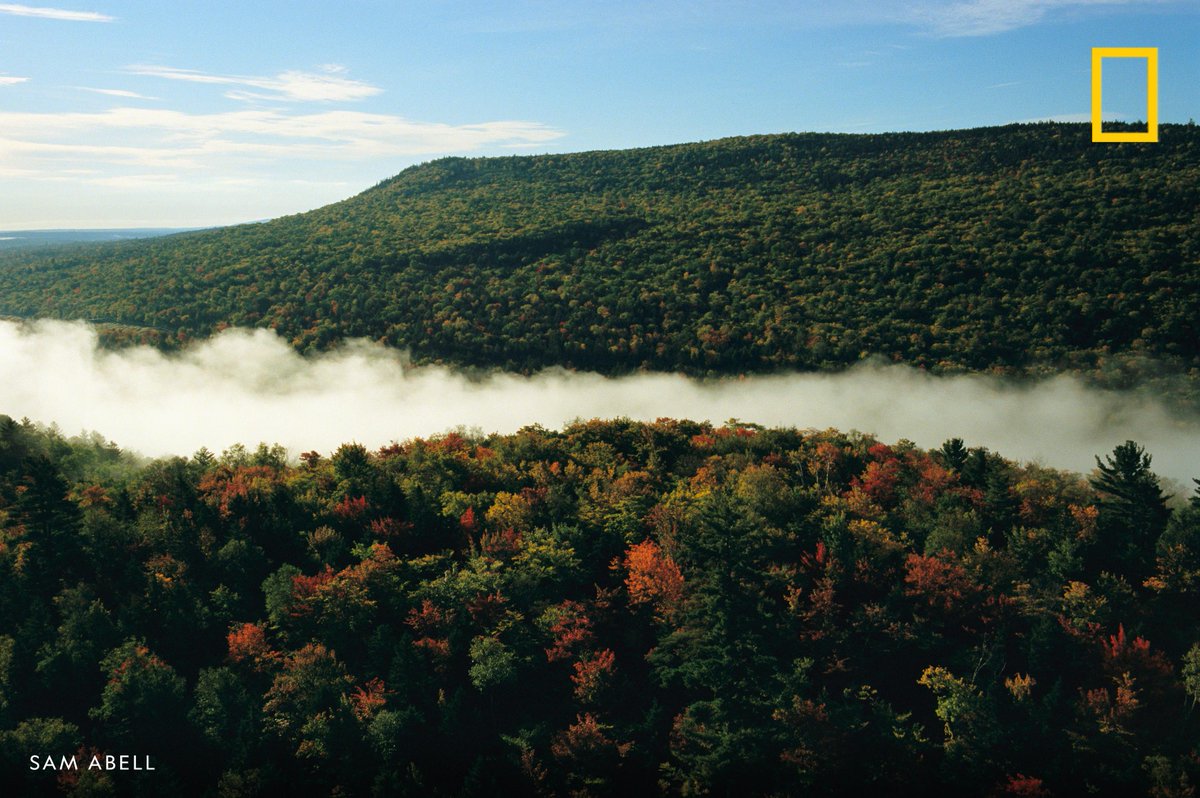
[128,64,382,103]
[1,75,30,85]
[0,106,563,162]
[912,0,1172,37]
[0,105,565,200]
[464,1,909,35]
[0,95,566,228]
[0,3,112,22]
[78,87,158,100]
[86,173,182,189]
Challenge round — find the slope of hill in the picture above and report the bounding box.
[0,123,1197,384]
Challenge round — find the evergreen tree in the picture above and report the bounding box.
[1089,441,1170,581]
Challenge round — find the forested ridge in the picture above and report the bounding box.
[0,123,1198,391]
[2,415,1200,795]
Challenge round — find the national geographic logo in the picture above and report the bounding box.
[1092,47,1159,143]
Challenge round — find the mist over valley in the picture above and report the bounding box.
[3,319,1196,492]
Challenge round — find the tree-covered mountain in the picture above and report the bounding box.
[2,415,1199,796]
[1,123,1197,386]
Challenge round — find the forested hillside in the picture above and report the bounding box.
[1,415,1198,795]
[0,123,1197,387]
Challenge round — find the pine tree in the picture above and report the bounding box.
[1089,441,1170,581]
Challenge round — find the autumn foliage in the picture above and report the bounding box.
[622,538,684,619]
[0,416,1197,795]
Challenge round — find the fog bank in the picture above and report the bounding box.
[1,320,1197,489]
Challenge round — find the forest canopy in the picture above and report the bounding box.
[1,414,1199,795]
[0,123,1197,401]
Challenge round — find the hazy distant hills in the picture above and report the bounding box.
[0,123,1197,385]
[0,228,197,251]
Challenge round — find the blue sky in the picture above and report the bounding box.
[1,0,1197,228]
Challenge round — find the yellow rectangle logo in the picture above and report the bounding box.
[1092,47,1158,142]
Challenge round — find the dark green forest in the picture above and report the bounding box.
[1,123,1198,400]
[2,415,1199,796]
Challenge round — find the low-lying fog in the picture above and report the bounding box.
[1,320,1197,492]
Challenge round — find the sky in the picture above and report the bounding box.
[1,0,1197,229]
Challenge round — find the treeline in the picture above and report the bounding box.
[0,123,1197,398]
[1,414,1199,795]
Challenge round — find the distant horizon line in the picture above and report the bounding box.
[0,224,245,234]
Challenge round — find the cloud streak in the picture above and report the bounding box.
[0,75,29,85]
[78,87,158,100]
[0,105,565,179]
[1,320,1196,492]
[128,64,383,103]
[0,2,111,21]
[911,0,1172,37]
[479,0,1187,39]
